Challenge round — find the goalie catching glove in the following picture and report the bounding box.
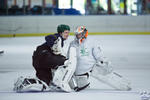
[95,57,113,75]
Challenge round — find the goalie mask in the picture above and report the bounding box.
[75,26,88,44]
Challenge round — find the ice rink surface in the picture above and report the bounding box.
[0,35,150,100]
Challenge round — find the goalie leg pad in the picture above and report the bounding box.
[74,73,90,91]
[92,66,131,91]
[69,75,78,90]
[52,47,77,92]
[52,65,72,92]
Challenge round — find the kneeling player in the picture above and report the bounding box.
[68,26,131,91]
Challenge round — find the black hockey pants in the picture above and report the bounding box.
[32,44,66,85]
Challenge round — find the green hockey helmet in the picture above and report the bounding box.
[57,24,70,33]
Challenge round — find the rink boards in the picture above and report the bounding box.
[0,32,150,37]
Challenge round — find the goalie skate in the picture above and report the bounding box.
[13,76,50,92]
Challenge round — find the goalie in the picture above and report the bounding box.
[68,26,131,91]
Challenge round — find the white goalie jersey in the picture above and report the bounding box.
[68,38,108,75]
[68,38,131,91]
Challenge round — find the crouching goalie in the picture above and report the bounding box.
[68,26,131,91]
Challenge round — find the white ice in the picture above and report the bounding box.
[0,35,150,100]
